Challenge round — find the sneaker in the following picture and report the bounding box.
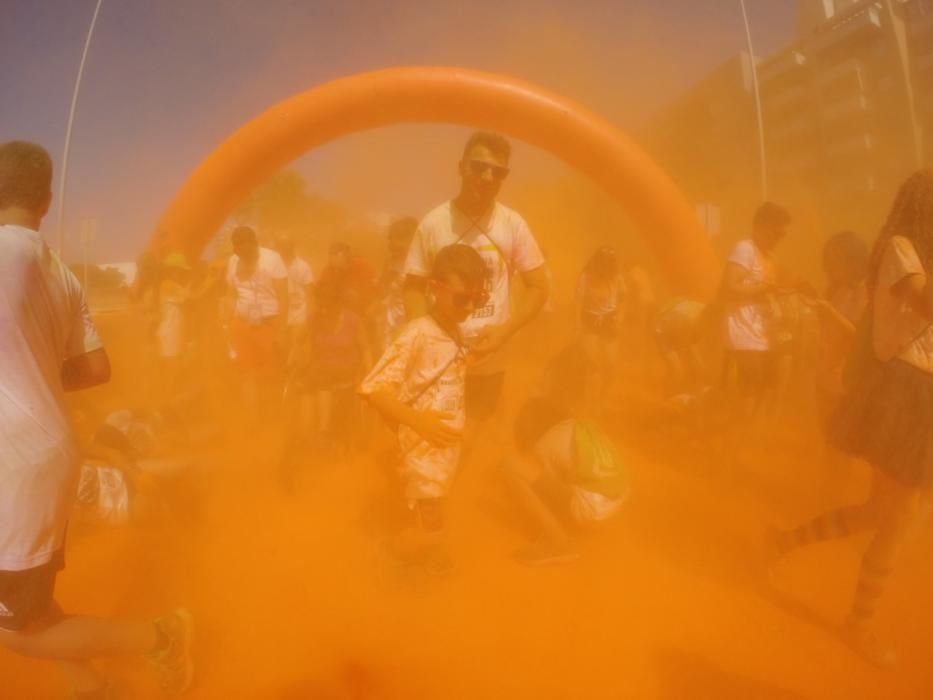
[841,618,897,669]
[147,608,195,694]
[514,541,578,567]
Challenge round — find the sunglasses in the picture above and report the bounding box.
[468,159,510,181]
[435,282,489,309]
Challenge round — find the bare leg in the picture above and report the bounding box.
[59,660,107,694]
[0,615,155,662]
[501,461,571,547]
[842,470,920,666]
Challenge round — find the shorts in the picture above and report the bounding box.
[0,549,64,632]
[399,441,461,501]
[532,478,622,525]
[465,371,505,421]
[231,316,281,372]
[725,350,779,394]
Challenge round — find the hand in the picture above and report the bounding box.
[471,323,512,357]
[410,410,462,447]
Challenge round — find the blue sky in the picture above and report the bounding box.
[1,0,796,262]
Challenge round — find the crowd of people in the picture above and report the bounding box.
[2,131,933,697]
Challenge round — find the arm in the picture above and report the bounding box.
[510,266,549,336]
[403,274,429,319]
[724,261,774,298]
[812,299,857,337]
[83,440,133,471]
[62,348,111,392]
[894,272,933,322]
[475,266,549,353]
[365,390,460,447]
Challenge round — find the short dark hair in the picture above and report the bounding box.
[431,244,487,286]
[0,141,53,211]
[462,131,511,162]
[753,202,791,231]
[231,225,257,246]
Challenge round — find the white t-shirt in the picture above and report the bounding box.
[534,419,623,523]
[226,247,288,320]
[359,316,468,501]
[0,224,103,571]
[873,236,933,372]
[284,256,314,326]
[723,239,777,351]
[404,200,545,372]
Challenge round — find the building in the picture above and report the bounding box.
[644,0,933,244]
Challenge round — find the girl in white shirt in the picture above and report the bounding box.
[774,170,933,668]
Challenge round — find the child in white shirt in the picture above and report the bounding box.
[360,244,489,561]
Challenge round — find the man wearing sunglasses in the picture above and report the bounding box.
[403,131,549,423]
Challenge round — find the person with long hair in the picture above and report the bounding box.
[773,170,933,667]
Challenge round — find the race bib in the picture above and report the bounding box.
[472,304,495,320]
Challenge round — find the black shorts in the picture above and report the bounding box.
[726,350,780,394]
[0,549,64,632]
[465,372,505,421]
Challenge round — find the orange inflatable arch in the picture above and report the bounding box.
[151,66,719,296]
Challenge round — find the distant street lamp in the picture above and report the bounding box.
[740,0,769,200]
[56,0,104,260]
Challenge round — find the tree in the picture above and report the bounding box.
[233,170,348,253]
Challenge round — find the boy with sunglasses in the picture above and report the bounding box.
[403,131,548,424]
[360,244,488,564]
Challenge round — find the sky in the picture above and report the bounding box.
[1,0,797,262]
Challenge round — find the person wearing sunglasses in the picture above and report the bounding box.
[402,131,549,427]
[361,244,488,569]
